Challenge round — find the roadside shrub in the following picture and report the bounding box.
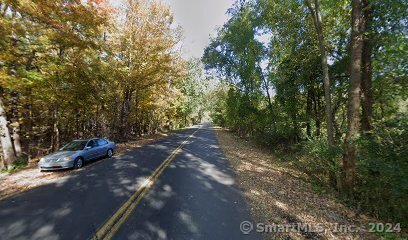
[210,110,227,126]
[299,139,343,189]
[1,156,28,173]
[356,115,408,226]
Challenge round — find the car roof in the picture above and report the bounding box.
[72,138,102,142]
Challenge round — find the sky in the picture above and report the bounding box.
[110,0,234,59]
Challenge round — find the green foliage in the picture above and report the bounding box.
[271,114,408,225]
[208,86,228,127]
[357,115,408,225]
[300,139,343,188]
[0,156,27,173]
[177,59,209,125]
[205,0,407,227]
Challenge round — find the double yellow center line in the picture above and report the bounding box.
[92,126,201,240]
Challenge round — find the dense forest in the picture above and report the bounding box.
[203,0,407,225]
[0,0,207,169]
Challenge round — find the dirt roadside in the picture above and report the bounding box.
[214,127,400,240]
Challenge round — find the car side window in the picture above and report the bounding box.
[87,140,96,148]
[97,139,108,146]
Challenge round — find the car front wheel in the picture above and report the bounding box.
[106,149,113,158]
[74,157,84,169]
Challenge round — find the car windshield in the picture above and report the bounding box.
[60,141,88,151]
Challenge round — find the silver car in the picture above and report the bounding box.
[38,138,116,170]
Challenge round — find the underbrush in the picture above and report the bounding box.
[270,116,408,228]
[356,116,408,226]
[0,157,28,174]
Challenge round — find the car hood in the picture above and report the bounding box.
[43,151,79,161]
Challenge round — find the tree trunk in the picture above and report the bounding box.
[306,88,312,137]
[0,97,16,170]
[343,0,364,195]
[0,144,4,170]
[119,88,133,142]
[305,0,334,145]
[22,87,33,160]
[51,107,60,152]
[312,87,321,137]
[134,91,142,137]
[10,91,22,157]
[257,63,276,128]
[361,0,373,131]
[75,111,80,138]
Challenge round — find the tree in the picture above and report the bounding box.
[0,0,201,170]
[342,0,364,194]
[0,96,16,169]
[361,0,373,131]
[179,59,208,126]
[305,0,334,145]
[205,0,407,225]
[111,0,185,141]
[203,3,269,137]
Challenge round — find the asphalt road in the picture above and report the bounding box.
[0,123,259,240]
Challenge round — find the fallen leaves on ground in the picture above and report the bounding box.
[214,128,386,240]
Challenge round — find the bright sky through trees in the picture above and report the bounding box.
[110,0,234,58]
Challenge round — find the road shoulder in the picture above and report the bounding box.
[214,127,382,240]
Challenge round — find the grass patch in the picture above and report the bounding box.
[1,157,28,174]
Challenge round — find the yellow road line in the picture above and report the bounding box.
[93,126,201,240]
